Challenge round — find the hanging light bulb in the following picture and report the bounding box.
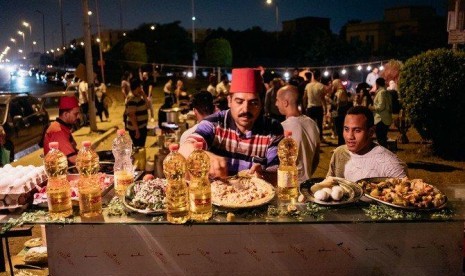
[341,68,347,75]
[366,65,372,71]
[379,64,384,71]
[357,65,362,71]
[284,71,290,79]
[323,69,329,77]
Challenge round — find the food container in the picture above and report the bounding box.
[162,108,181,124]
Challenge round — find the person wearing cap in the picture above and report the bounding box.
[43,96,81,164]
[179,68,284,179]
[179,91,215,144]
[275,85,320,183]
[125,78,149,148]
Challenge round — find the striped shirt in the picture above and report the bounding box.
[125,95,148,131]
[189,110,283,175]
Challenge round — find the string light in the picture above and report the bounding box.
[366,65,372,71]
[357,65,362,71]
[341,68,347,75]
[323,69,329,77]
[379,64,384,71]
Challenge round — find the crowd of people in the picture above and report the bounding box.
[35,65,406,187]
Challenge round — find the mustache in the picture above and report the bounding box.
[238,112,253,118]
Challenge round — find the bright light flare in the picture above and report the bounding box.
[283,71,290,79]
[187,71,194,78]
[323,70,329,77]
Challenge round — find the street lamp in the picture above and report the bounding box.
[10,38,16,44]
[17,31,26,49]
[35,10,46,53]
[22,21,33,53]
[265,0,279,40]
[191,0,197,78]
[32,41,37,52]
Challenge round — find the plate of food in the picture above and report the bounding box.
[300,177,363,206]
[357,177,447,211]
[123,178,167,214]
[211,174,275,209]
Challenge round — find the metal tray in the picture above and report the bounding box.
[356,177,448,211]
[300,177,363,206]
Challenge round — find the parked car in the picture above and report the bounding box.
[0,93,49,159]
[43,71,57,83]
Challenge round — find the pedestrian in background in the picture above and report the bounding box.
[370,77,392,148]
[125,78,149,148]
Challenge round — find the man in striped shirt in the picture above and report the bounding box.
[179,68,284,179]
[126,78,149,147]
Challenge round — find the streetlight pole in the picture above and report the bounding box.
[82,0,97,132]
[23,21,33,53]
[59,0,66,69]
[17,31,26,50]
[35,10,46,53]
[95,0,105,83]
[266,0,279,40]
[192,0,197,78]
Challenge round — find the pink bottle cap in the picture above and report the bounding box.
[168,143,179,152]
[117,129,126,136]
[82,141,92,147]
[49,142,59,149]
[284,130,292,137]
[194,142,203,150]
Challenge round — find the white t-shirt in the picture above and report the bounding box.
[332,145,407,182]
[78,81,88,104]
[281,115,320,183]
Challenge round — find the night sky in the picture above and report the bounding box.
[0,0,447,55]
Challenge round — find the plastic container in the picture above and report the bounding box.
[163,143,190,224]
[186,142,212,221]
[44,142,73,218]
[76,141,102,217]
[112,129,134,197]
[277,130,299,203]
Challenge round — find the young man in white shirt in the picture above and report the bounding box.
[327,106,407,182]
[275,85,320,183]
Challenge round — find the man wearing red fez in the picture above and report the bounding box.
[179,68,284,179]
[43,96,81,164]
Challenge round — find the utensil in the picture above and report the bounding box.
[14,264,43,270]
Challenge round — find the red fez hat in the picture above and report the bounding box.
[230,68,263,94]
[59,96,79,110]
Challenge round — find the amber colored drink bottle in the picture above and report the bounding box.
[277,130,299,203]
[187,142,212,221]
[163,143,190,224]
[76,141,102,217]
[44,142,73,218]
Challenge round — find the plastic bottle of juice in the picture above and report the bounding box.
[76,141,102,217]
[112,129,134,197]
[163,143,190,224]
[186,142,212,221]
[277,130,299,203]
[44,142,73,218]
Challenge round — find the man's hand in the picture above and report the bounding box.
[248,163,263,178]
[206,151,228,179]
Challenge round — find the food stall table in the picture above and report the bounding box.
[1,184,465,275]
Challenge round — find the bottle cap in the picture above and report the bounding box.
[117,129,126,136]
[194,142,203,150]
[49,142,59,149]
[82,141,92,147]
[168,143,179,152]
[284,130,292,137]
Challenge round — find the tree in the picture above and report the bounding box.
[122,41,147,70]
[204,38,232,67]
[399,49,465,159]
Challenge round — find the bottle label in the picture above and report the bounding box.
[277,170,297,188]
